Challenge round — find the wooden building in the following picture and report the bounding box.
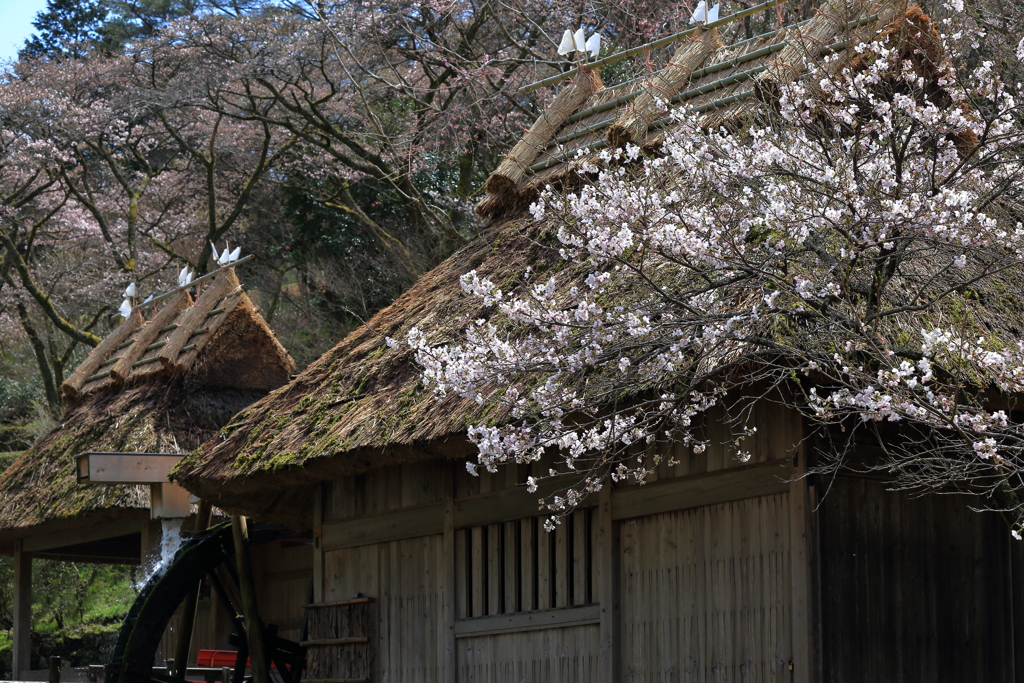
[173,2,1024,681]
[0,266,311,679]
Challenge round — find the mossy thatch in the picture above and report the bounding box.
[0,267,294,546]
[172,218,549,527]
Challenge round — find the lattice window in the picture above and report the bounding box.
[455,508,597,619]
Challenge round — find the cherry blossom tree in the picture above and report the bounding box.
[0,36,296,404]
[409,7,1024,533]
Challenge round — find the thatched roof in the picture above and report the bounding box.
[477,0,904,218]
[171,0,951,528]
[0,267,295,546]
[172,218,543,527]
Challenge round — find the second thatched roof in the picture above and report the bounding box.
[0,267,295,549]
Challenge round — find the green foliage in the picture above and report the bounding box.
[97,0,201,51]
[0,558,137,675]
[20,0,108,59]
[33,561,137,631]
[0,377,45,423]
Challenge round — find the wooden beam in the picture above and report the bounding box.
[76,452,183,484]
[22,517,146,553]
[174,500,214,681]
[454,479,597,530]
[611,461,791,521]
[453,604,600,638]
[232,515,270,683]
[320,503,446,551]
[13,540,32,677]
[151,482,192,519]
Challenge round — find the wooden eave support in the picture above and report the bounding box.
[13,540,31,678]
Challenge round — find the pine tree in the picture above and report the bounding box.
[20,0,107,60]
[97,0,200,51]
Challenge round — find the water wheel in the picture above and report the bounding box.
[105,522,303,683]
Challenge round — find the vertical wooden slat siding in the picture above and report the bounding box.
[323,534,445,682]
[521,517,536,612]
[487,523,502,615]
[328,461,450,521]
[456,529,468,620]
[442,463,456,683]
[251,540,314,645]
[471,526,484,618]
[597,484,619,683]
[620,492,792,680]
[314,484,325,604]
[456,625,600,682]
[789,440,815,683]
[818,475,1016,682]
[554,520,569,609]
[573,510,588,606]
[504,521,519,613]
[537,521,552,610]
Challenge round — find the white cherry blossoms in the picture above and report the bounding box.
[408,11,1024,534]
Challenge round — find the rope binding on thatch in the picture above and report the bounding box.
[478,0,905,219]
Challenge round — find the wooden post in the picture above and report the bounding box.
[597,484,620,683]
[313,485,324,604]
[48,656,61,683]
[789,433,818,683]
[442,462,456,682]
[13,540,32,677]
[231,515,270,683]
[174,500,214,680]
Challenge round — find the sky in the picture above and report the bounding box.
[0,0,49,64]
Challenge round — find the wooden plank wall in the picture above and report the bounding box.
[457,625,601,682]
[319,398,805,683]
[817,476,1017,682]
[328,460,450,519]
[633,399,799,485]
[252,539,313,642]
[619,492,793,681]
[324,535,447,682]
